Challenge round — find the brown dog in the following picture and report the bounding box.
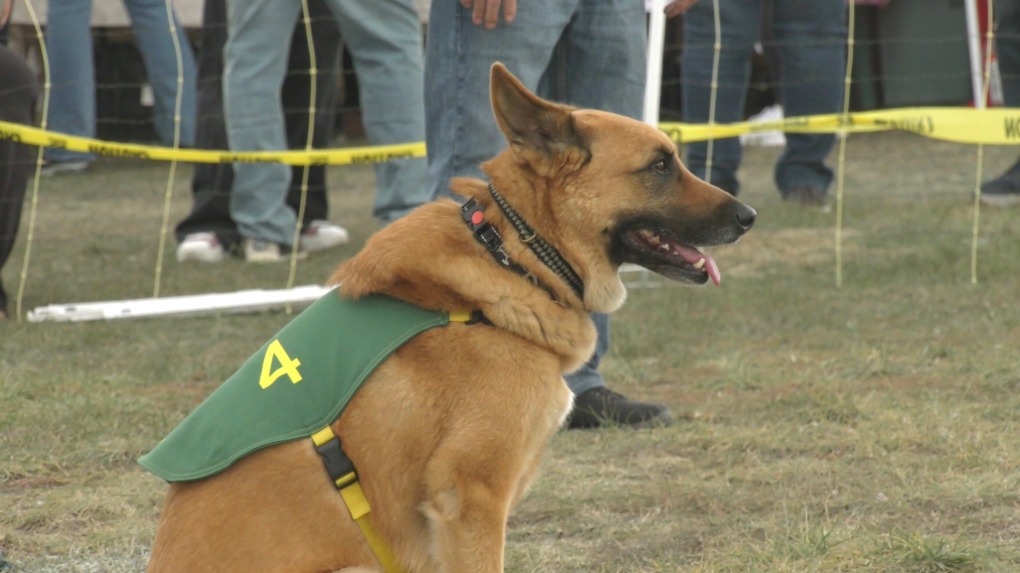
[144,63,755,573]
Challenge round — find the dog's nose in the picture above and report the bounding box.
[734,204,756,232]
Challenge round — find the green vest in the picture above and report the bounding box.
[139,290,450,482]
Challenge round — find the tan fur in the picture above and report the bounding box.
[146,64,752,573]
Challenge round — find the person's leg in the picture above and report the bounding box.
[981,0,1020,205]
[174,0,240,255]
[681,0,761,196]
[771,0,846,199]
[325,0,427,224]
[0,46,38,316]
[542,0,643,395]
[424,0,574,200]
[122,0,198,148]
[563,312,610,396]
[177,0,342,258]
[223,0,300,248]
[548,0,673,428]
[543,0,645,120]
[42,0,96,165]
[996,0,1020,106]
[283,0,341,225]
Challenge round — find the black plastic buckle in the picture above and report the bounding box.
[462,198,505,253]
[315,436,356,488]
[465,310,493,326]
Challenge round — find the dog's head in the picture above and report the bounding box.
[484,63,756,313]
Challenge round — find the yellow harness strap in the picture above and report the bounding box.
[448,310,472,323]
[311,426,404,573]
[309,310,477,573]
[449,310,489,325]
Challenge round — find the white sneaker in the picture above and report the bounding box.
[739,104,786,147]
[176,232,226,263]
[39,159,91,176]
[243,238,307,264]
[299,220,349,253]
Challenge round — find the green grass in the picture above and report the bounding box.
[2,131,1020,572]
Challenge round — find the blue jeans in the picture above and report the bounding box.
[174,0,340,249]
[425,0,645,201]
[996,0,1020,106]
[681,0,846,197]
[43,0,197,163]
[424,0,645,395]
[223,0,430,246]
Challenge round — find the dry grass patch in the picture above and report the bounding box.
[3,132,1020,571]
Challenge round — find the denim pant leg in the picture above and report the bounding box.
[223,0,300,245]
[681,0,761,196]
[327,0,429,224]
[175,0,236,246]
[541,0,645,396]
[122,0,197,148]
[425,1,647,395]
[771,0,846,196]
[176,0,336,247]
[424,0,575,200]
[283,3,341,226]
[43,0,96,163]
[564,312,610,395]
[995,0,1020,106]
[541,0,646,120]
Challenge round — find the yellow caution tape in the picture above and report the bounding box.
[663,107,1020,146]
[0,120,426,165]
[2,107,1018,167]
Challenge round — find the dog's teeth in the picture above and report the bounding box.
[660,243,671,251]
[639,230,654,238]
[693,258,706,270]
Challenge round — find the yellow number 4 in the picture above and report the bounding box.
[259,339,303,389]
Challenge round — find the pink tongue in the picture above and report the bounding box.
[704,255,721,286]
[672,243,722,286]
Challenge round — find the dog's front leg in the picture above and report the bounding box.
[424,478,511,573]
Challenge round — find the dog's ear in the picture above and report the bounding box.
[490,63,588,173]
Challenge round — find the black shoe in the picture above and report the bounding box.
[980,158,1020,207]
[566,387,674,430]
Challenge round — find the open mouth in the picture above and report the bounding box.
[620,228,721,286]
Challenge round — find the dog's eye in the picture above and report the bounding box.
[651,159,669,173]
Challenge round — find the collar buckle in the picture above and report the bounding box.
[461,198,504,253]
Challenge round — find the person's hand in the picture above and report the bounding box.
[462,0,516,29]
[665,0,699,17]
[1,0,13,28]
